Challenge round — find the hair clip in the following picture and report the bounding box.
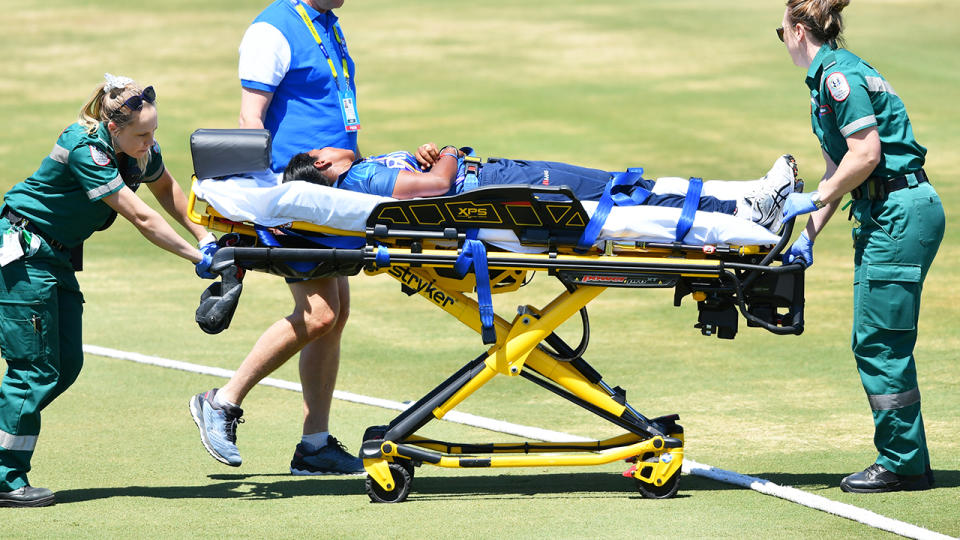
[103,72,135,93]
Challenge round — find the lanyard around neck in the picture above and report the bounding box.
[294,2,350,89]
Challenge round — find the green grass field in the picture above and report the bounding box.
[2,0,958,537]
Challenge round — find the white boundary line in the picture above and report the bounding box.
[82,345,589,443]
[84,344,954,540]
[682,460,954,540]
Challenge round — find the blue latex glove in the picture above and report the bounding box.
[779,192,818,227]
[195,241,219,279]
[782,231,814,268]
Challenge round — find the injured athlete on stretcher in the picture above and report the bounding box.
[282,143,800,233]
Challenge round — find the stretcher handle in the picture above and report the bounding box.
[209,246,364,274]
[738,214,797,291]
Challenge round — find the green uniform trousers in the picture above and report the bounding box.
[0,217,83,492]
[851,180,944,476]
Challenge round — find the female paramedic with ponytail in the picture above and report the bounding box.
[777,1,945,493]
[0,74,217,507]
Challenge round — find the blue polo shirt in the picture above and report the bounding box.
[239,0,358,172]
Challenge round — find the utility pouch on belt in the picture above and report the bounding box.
[850,170,929,201]
[851,178,889,201]
[70,243,83,272]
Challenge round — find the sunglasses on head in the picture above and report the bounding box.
[776,26,785,42]
[121,86,156,111]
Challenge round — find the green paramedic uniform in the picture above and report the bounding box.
[0,122,165,492]
[806,44,945,476]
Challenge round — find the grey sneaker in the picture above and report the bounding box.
[189,389,244,467]
[747,154,798,231]
[290,436,365,476]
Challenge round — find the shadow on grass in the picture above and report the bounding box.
[747,469,960,492]
[55,475,362,503]
[54,469,959,504]
[54,471,716,504]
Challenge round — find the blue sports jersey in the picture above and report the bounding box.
[337,151,466,197]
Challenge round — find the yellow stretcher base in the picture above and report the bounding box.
[356,266,686,503]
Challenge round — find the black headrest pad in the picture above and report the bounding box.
[190,128,272,179]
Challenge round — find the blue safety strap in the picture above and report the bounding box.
[463,162,480,192]
[463,172,479,191]
[675,177,702,242]
[458,146,479,191]
[454,229,496,344]
[254,225,317,273]
[575,168,647,253]
[610,167,651,206]
[374,245,390,268]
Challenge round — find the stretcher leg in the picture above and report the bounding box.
[360,266,684,502]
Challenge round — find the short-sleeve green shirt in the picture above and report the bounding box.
[2,122,165,248]
[805,44,925,178]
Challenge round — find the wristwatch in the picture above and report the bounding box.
[810,191,826,209]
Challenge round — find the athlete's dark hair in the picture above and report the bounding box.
[282,152,330,185]
[785,0,849,48]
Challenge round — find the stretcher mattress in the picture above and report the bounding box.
[194,174,781,249]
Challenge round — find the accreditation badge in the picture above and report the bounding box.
[0,229,24,266]
[339,89,361,132]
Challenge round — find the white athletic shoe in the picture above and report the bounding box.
[745,155,798,232]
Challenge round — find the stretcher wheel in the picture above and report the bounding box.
[395,458,416,479]
[365,462,412,503]
[635,457,681,499]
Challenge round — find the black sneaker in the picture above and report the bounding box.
[840,463,931,493]
[290,436,365,476]
[0,485,55,508]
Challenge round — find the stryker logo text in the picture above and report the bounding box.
[388,267,456,308]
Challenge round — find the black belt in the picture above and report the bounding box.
[850,169,929,201]
[1,207,68,251]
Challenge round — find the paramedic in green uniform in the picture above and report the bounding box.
[777,1,944,493]
[0,74,217,507]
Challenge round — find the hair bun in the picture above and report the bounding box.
[830,0,851,13]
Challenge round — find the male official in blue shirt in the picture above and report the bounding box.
[189,0,364,476]
[240,0,359,170]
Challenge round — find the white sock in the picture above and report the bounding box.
[213,391,239,409]
[301,432,330,452]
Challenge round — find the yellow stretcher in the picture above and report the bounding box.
[186,129,805,503]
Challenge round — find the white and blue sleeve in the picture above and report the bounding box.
[238,22,292,92]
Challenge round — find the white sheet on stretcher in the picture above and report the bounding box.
[195,174,780,250]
